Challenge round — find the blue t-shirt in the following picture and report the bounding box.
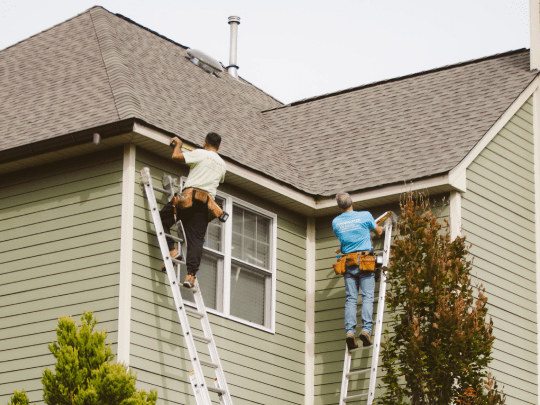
[332,211,377,253]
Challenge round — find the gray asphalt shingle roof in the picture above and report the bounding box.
[0,6,538,197]
[263,50,539,195]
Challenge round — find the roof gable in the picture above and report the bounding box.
[263,50,539,195]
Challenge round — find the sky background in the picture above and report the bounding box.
[0,0,531,104]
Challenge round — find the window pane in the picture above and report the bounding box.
[256,241,270,269]
[231,205,271,270]
[179,253,220,310]
[243,211,257,239]
[230,264,266,326]
[232,206,243,234]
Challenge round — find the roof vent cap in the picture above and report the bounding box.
[187,49,224,75]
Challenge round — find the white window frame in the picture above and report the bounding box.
[181,182,277,333]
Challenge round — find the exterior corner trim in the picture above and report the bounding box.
[305,217,316,404]
[117,143,136,366]
[449,191,462,240]
[532,88,540,391]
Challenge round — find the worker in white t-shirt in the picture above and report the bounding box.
[160,132,226,288]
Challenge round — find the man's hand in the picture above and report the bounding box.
[170,137,183,149]
[170,137,185,163]
[374,225,383,236]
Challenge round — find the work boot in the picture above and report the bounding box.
[162,247,181,271]
[346,333,358,350]
[183,274,196,289]
[359,330,373,347]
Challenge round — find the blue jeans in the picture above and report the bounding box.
[344,266,375,335]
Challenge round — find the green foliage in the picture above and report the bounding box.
[380,193,505,405]
[7,390,32,405]
[37,311,157,405]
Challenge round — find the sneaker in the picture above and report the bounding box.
[162,247,181,271]
[359,330,373,347]
[346,333,358,350]
[183,274,196,289]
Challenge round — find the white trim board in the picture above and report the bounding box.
[531,0,540,71]
[117,143,136,366]
[305,217,316,404]
[449,75,540,185]
[532,88,540,395]
[449,191,462,240]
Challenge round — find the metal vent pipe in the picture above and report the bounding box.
[228,16,240,78]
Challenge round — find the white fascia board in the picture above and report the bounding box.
[132,123,462,211]
[449,76,540,184]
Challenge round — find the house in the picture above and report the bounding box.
[0,4,538,405]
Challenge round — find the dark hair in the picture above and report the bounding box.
[205,132,221,148]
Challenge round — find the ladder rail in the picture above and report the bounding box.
[192,279,234,405]
[141,168,213,405]
[339,215,394,405]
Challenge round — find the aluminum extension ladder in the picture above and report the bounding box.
[140,167,233,405]
[339,212,394,404]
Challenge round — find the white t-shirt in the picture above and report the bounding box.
[183,149,226,198]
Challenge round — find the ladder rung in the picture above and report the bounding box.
[344,392,369,401]
[171,257,183,265]
[207,386,227,395]
[192,333,211,343]
[347,368,370,377]
[153,186,170,194]
[185,307,205,318]
[164,232,184,243]
[200,359,219,368]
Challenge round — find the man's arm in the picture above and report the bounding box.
[170,137,185,163]
[373,225,383,236]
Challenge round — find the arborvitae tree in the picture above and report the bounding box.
[379,192,505,405]
[9,312,157,405]
[7,390,31,405]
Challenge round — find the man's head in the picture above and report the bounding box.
[336,192,353,212]
[204,132,221,150]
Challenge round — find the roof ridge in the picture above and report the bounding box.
[89,7,146,121]
[0,6,105,53]
[263,48,530,111]
[114,10,283,106]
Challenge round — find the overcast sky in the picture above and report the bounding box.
[0,0,531,104]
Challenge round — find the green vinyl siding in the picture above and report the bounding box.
[462,96,537,404]
[0,149,124,405]
[313,198,448,404]
[131,149,306,404]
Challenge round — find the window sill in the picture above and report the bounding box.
[183,300,275,334]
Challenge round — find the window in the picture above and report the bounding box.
[177,191,276,331]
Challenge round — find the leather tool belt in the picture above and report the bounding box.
[333,251,376,275]
[174,187,224,222]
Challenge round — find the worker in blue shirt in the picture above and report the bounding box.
[332,192,383,349]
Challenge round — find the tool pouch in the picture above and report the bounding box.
[341,252,377,272]
[359,255,376,271]
[176,187,224,222]
[333,256,347,275]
